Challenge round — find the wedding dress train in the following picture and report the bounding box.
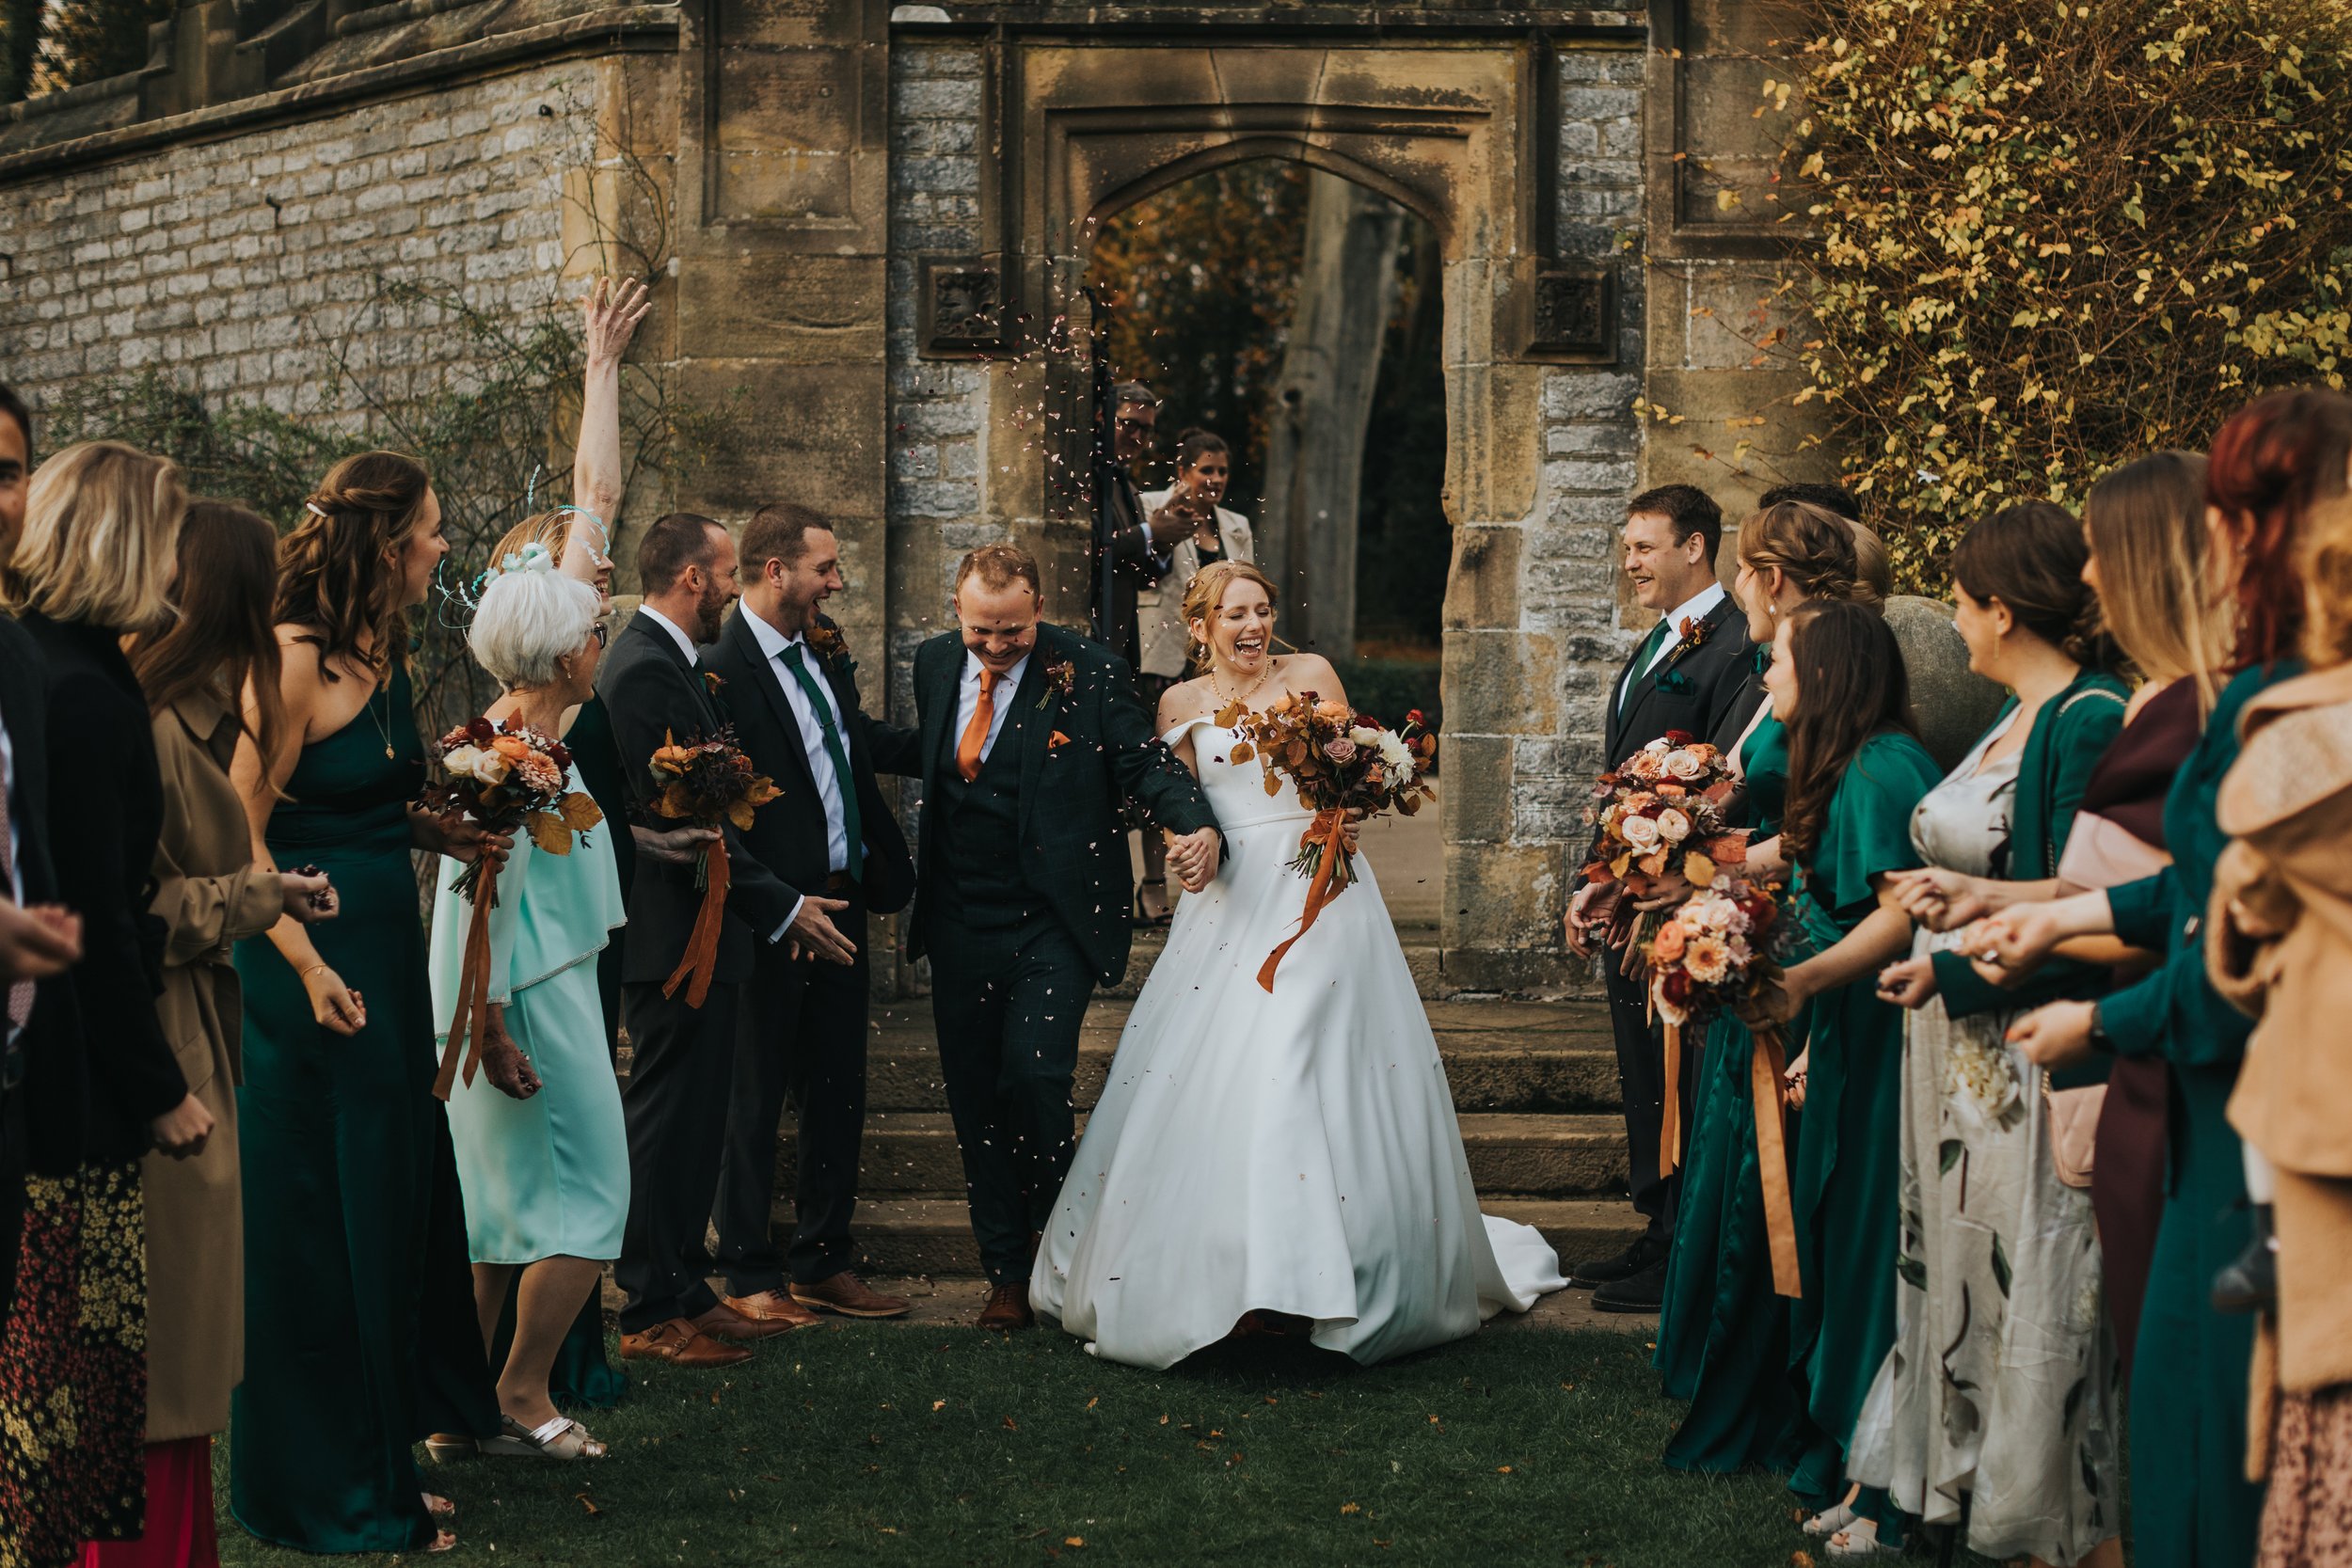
[1029,718,1565,1368]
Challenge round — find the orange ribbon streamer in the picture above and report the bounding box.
[1257,808,1352,992]
[662,836,731,1010]
[1660,1015,1684,1177]
[433,857,501,1102]
[1748,1024,1803,1298]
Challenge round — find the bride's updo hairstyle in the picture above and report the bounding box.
[1183,559,1280,673]
[276,450,435,682]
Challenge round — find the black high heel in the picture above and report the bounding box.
[1133,879,1173,929]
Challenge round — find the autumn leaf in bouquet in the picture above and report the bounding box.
[422,717,603,904]
[1217,692,1438,989]
[645,726,782,1008]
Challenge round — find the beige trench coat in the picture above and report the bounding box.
[144,691,283,1441]
[1134,493,1253,680]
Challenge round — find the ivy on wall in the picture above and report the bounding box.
[1778,0,2352,588]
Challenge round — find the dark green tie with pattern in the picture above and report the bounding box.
[1620,619,1673,716]
[780,641,862,883]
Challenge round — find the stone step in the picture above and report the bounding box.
[795,1111,1632,1199]
[794,1196,1645,1280]
[860,998,1623,1115]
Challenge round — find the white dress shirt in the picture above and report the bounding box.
[1618,580,1727,709]
[638,604,701,666]
[955,649,1030,767]
[745,610,850,874]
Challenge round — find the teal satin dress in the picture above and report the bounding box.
[231,667,498,1552]
[1785,730,1945,1523]
[1657,715,1820,1475]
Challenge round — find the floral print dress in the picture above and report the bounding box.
[1849,713,2122,1565]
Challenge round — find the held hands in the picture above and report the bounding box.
[1564,883,1600,959]
[302,963,366,1036]
[1876,955,1939,1009]
[787,895,857,966]
[633,824,721,866]
[1962,903,2069,976]
[582,275,654,366]
[1165,828,1221,894]
[2006,998,2097,1069]
[482,1007,543,1101]
[151,1091,215,1159]
[1632,868,1694,914]
[0,902,81,981]
[1887,867,1993,933]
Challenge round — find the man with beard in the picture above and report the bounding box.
[597,513,850,1365]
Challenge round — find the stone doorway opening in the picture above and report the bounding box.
[1085,158,1449,939]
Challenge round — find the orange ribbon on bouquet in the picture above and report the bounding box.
[1748,1024,1802,1298]
[433,857,502,1102]
[1659,1013,1684,1178]
[1257,808,1353,992]
[662,836,731,1009]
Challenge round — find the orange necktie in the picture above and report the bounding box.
[956,666,999,783]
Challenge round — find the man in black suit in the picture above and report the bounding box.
[701,501,923,1325]
[597,512,858,1367]
[910,545,1220,1330]
[1564,484,1753,1311]
[1092,382,1198,670]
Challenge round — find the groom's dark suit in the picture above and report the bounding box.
[909,623,1215,1284]
[597,609,803,1334]
[699,606,920,1296]
[1597,590,1752,1257]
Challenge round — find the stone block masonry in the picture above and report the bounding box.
[0,65,605,426]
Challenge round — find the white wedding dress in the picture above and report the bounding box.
[1029,718,1566,1368]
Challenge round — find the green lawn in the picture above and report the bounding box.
[217,1325,2006,1566]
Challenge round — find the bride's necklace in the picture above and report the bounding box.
[1208,657,1273,710]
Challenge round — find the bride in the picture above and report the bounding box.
[1029,562,1566,1367]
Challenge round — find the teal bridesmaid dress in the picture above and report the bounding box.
[1657,715,1820,1474]
[231,667,499,1552]
[1785,729,1945,1526]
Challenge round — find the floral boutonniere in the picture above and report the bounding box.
[1036,659,1077,711]
[1659,613,1716,673]
[806,621,850,670]
[702,670,726,697]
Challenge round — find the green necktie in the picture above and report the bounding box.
[1619,619,1673,716]
[780,642,862,883]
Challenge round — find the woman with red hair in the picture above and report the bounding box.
[1978,387,2352,1568]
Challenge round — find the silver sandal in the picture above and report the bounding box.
[481,1413,609,1460]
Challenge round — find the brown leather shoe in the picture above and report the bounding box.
[618,1318,753,1367]
[789,1271,912,1320]
[691,1299,802,1342]
[976,1282,1035,1332]
[723,1289,822,1328]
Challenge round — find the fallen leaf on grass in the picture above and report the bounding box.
[575,1494,600,1517]
[1158,1414,1169,1425]
[1375,1542,1391,1550]
[1086,1397,1098,1410]
[1002,1417,1019,1431]
[1791,1554,1815,1568]
[1066,1538,1087,1548]
[932,1400,946,1412]
[1497,1465,1514,1474]
[1342,1503,1363,1516]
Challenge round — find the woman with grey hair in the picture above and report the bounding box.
[426,546,628,1461]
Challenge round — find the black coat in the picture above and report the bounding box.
[1601,593,1755,770]
[594,610,803,986]
[11,611,184,1171]
[0,615,63,1089]
[906,623,1216,986]
[699,607,919,916]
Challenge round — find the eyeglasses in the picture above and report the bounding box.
[1115,416,1156,437]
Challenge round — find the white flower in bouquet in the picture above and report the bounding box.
[1375,731,1413,775]
[1661,748,1708,781]
[443,744,486,779]
[1349,726,1382,747]
[1621,814,1663,849]
[1656,806,1692,844]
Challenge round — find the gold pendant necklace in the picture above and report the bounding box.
[1209,658,1272,710]
[366,679,396,760]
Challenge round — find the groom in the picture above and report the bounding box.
[908,545,1221,1330]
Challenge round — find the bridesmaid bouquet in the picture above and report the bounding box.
[1643,875,1804,1298]
[423,717,603,1100]
[644,728,783,1008]
[1216,693,1438,990]
[1577,732,1750,963]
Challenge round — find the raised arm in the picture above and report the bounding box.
[566,275,654,585]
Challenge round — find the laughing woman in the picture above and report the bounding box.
[1757,599,1944,1559]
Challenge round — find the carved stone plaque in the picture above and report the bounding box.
[1528,268,1616,360]
[918,260,1008,356]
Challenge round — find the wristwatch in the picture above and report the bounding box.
[2085,1002,2115,1054]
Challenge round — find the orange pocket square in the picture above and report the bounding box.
[1048,731,1073,749]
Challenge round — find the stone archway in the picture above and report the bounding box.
[890,30,1640,992]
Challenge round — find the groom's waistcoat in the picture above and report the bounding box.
[929,688,1036,928]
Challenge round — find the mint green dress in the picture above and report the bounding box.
[1785,729,1945,1525]
[427,761,630,1264]
[1657,714,1820,1475]
[231,666,499,1553]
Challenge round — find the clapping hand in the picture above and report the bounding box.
[1166,828,1222,893]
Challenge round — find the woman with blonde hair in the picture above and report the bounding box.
[229,449,502,1555]
[0,442,198,1561]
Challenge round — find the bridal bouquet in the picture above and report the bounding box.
[1643,874,1804,1298]
[1577,732,1750,963]
[423,717,602,1099]
[645,728,783,1008]
[1216,692,1438,990]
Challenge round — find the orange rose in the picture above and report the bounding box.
[1651,921,1688,963]
[490,735,532,763]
